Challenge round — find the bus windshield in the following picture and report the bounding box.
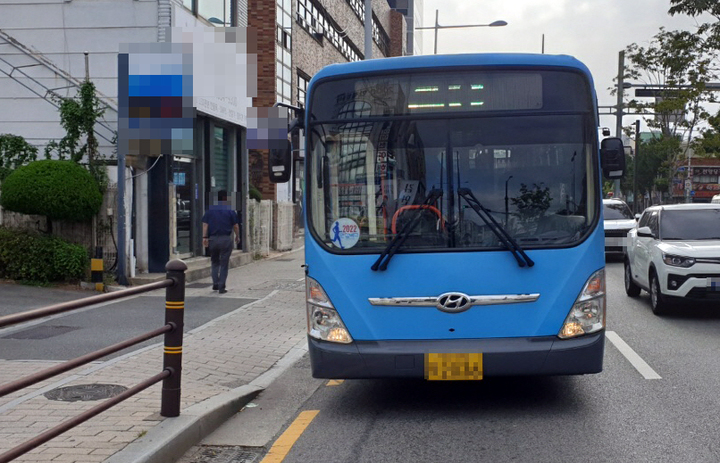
[307,69,599,253]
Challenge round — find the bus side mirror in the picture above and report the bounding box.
[269,139,292,183]
[600,137,626,179]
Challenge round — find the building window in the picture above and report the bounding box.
[297,71,310,107]
[183,0,233,26]
[297,0,363,62]
[344,0,391,56]
[694,175,719,183]
[277,0,293,104]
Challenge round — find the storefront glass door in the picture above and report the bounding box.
[173,156,194,256]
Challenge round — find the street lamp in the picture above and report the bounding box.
[416,10,507,54]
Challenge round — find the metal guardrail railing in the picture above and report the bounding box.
[0,260,188,463]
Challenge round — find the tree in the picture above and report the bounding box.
[0,160,102,234]
[669,0,720,49]
[621,137,678,205]
[0,134,37,181]
[618,26,717,196]
[668,0,720,159]
[623,28,714,140]
[692,111,720,158]
[43,80,108,190]
[510,183,552,222]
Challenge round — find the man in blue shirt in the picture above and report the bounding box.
[202,190,240,294]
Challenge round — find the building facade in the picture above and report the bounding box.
[249,0,407,206]
[386,0,422,55]
[0,0,407,278]
[671,157,720,203]
[0,0,253,275]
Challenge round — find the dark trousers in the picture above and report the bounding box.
[209,235,233,289]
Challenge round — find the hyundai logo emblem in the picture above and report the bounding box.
[436,292,472,313]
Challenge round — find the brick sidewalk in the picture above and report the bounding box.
[0,245,307,463]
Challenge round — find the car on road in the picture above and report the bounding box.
[624,203,720,314]
[603,198,636,258]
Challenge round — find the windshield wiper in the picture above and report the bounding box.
[457,188,534,268]
[371,189,444,271]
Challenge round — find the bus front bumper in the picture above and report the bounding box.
[308,331,604,379]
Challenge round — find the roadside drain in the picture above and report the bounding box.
[180,446,262,463]
[44,384,128,402]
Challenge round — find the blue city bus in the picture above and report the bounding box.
[271,53,625,380]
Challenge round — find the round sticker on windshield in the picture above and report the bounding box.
[330,218,360,249]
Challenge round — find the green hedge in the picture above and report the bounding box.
[0,159,102,222]
[0,228,88,283]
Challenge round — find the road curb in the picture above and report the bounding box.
[106,339,309,463]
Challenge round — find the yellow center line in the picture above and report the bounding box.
[259,410,319,463]
[326,380,344,386]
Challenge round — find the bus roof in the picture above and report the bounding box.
[312,53,595,85]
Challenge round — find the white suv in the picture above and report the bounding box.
[624,204,720,315]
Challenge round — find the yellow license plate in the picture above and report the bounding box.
[424,353,483,381]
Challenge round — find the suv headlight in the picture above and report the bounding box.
[559,269,606,339]
[662,253,695,268]
[306,277,353,344]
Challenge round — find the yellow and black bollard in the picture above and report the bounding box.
[91,247,104,292]
[161,259,187,418]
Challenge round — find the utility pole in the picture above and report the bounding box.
[614,50,625,199]
[685,153,693,203]
[434,10,439,55]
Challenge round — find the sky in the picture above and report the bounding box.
[418,0,711,133]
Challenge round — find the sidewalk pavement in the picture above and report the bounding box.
[0,235,308,463]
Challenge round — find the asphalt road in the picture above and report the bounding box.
[188,261,720,463]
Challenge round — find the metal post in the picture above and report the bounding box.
[91,247,104,292]
[416,12,506,55]
[161,259,187,417]
[434,10,439,55]
[686,148,693,203]
[364,0,372,59]
[614,50,625,198]
[117,53,129,286]
[634,120,640,214]
[84,51,89,81]
[504,175,512,226]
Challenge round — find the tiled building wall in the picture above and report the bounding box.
[248,0,279,200]
[247,0,407,252]
[292,0,401,106]
[389,9,407,57]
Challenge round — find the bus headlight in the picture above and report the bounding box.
[306,277,353,344]
[559,269,606,339]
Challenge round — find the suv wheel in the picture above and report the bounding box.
[650,271,669,316]
[624,260,641,297]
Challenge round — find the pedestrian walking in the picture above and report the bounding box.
[202,190,239,294]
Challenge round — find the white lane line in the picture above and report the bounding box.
[606,330,662,380]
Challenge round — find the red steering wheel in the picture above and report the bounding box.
[391,205,445,234]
